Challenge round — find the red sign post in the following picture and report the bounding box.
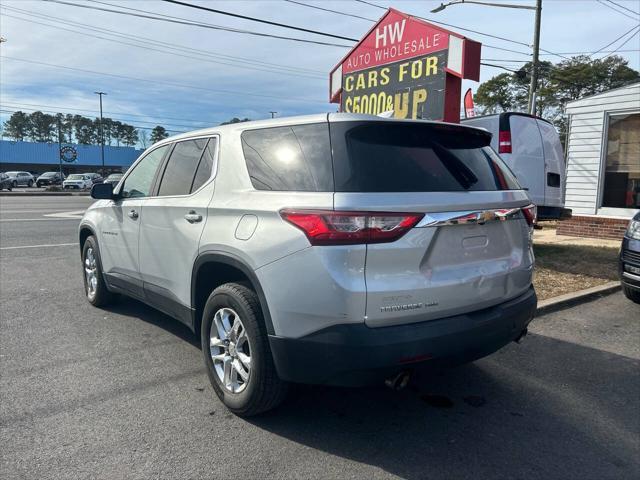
[330,9,481,123]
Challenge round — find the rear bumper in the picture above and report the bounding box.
[537,206,572,220]
[269,287,537,386]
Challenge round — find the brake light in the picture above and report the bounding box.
[522,204,537,226]
[498,130,512,154]
[280,209,424,246]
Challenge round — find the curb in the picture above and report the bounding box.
[536,281,621,316]
[0,192,90,197]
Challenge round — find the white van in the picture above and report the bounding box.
[462,112,571,220]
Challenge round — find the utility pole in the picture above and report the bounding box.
[94,91,107,175]
[528,0,542,115]
[269,111,278,118]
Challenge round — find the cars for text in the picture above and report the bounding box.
[620,211,640,304]
[5,171,34,188]
[80,113,538,416]
[63,174,92,190]
[36,171,65,187]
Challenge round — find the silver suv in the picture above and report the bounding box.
[80,113,537,416]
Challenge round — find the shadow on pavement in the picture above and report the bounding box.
[248,333,640,480]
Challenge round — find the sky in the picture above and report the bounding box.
[0,0,639,146]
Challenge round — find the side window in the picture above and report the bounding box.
[191,138,217,193]
[157,138,208,197]
[241,123,333,191]
[120,145,168,198]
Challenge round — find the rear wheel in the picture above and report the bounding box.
[12,181,17,188]
[201,283,287,416]
[27,180,33,187]
[623,284,640,304]
[82,236,114,307]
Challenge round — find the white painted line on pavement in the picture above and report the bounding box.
[44,210,86,219]
[0,218,81,222]
[0,242,77,250]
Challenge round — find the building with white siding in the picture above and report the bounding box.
[557,82,640,239]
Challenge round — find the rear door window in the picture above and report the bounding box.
[241,123,333,191]
[157,138,208,196]
[330,122,521,192]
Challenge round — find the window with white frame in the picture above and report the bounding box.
[601,112,640,209]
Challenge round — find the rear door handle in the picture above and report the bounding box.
[128,209,139,219]
[184,211,202,223]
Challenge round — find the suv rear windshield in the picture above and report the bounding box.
[330,122,521,192]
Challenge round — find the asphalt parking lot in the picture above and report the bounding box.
[1,196,639,480]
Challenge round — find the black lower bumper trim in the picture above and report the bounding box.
[269,287,537,386]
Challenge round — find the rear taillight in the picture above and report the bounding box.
[280,209,424,246]
[522,204,537,226]
[498,130,512,154]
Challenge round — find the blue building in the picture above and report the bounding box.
[0,140,143,175]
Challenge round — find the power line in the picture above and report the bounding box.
[602,28,640,59]
[0,56,330,105]
[161,0,359,41]
[592,24,640,56]
[0,9,325,80]
[44,0,352,48]
[597,0,640,21]
[2,4,325,77]
[284,0,376,22]
[606,0,640,16]
[354,0,386,10]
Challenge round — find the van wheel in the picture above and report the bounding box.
[201,283,287,416]
[623,284,640,304]
[82,236,114,307]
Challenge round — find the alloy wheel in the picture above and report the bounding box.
[209,307,251,393]
[84,247,98,300]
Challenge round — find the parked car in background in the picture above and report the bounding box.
[63,174,92,190]
[84,173,104,185]
[80,113,537,416]
[103,173,123,186]
[620,211,640,304]
[36,171,65,187]
[0,172,13,191]
[5,171,35,188]
[462,112,571,221]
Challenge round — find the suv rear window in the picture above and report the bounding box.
[241,123,333,191]
[330,122,521,192]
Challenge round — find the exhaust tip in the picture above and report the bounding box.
[385,371,411,391]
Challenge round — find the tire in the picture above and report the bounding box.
[28,180,33,187]
[623,284,640,304]
[201,283,287,416]
[81,235,115,307]
[12,181,17,188]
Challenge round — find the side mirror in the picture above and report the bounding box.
[91,182,115,200]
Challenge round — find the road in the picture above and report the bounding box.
[1,196,639,480]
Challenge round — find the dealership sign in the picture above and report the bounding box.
[330,9,481,123]
[60,145,78,163]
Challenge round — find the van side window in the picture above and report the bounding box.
[157,139,208,196]
[241,123,333,191]
[120,145,169,198]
